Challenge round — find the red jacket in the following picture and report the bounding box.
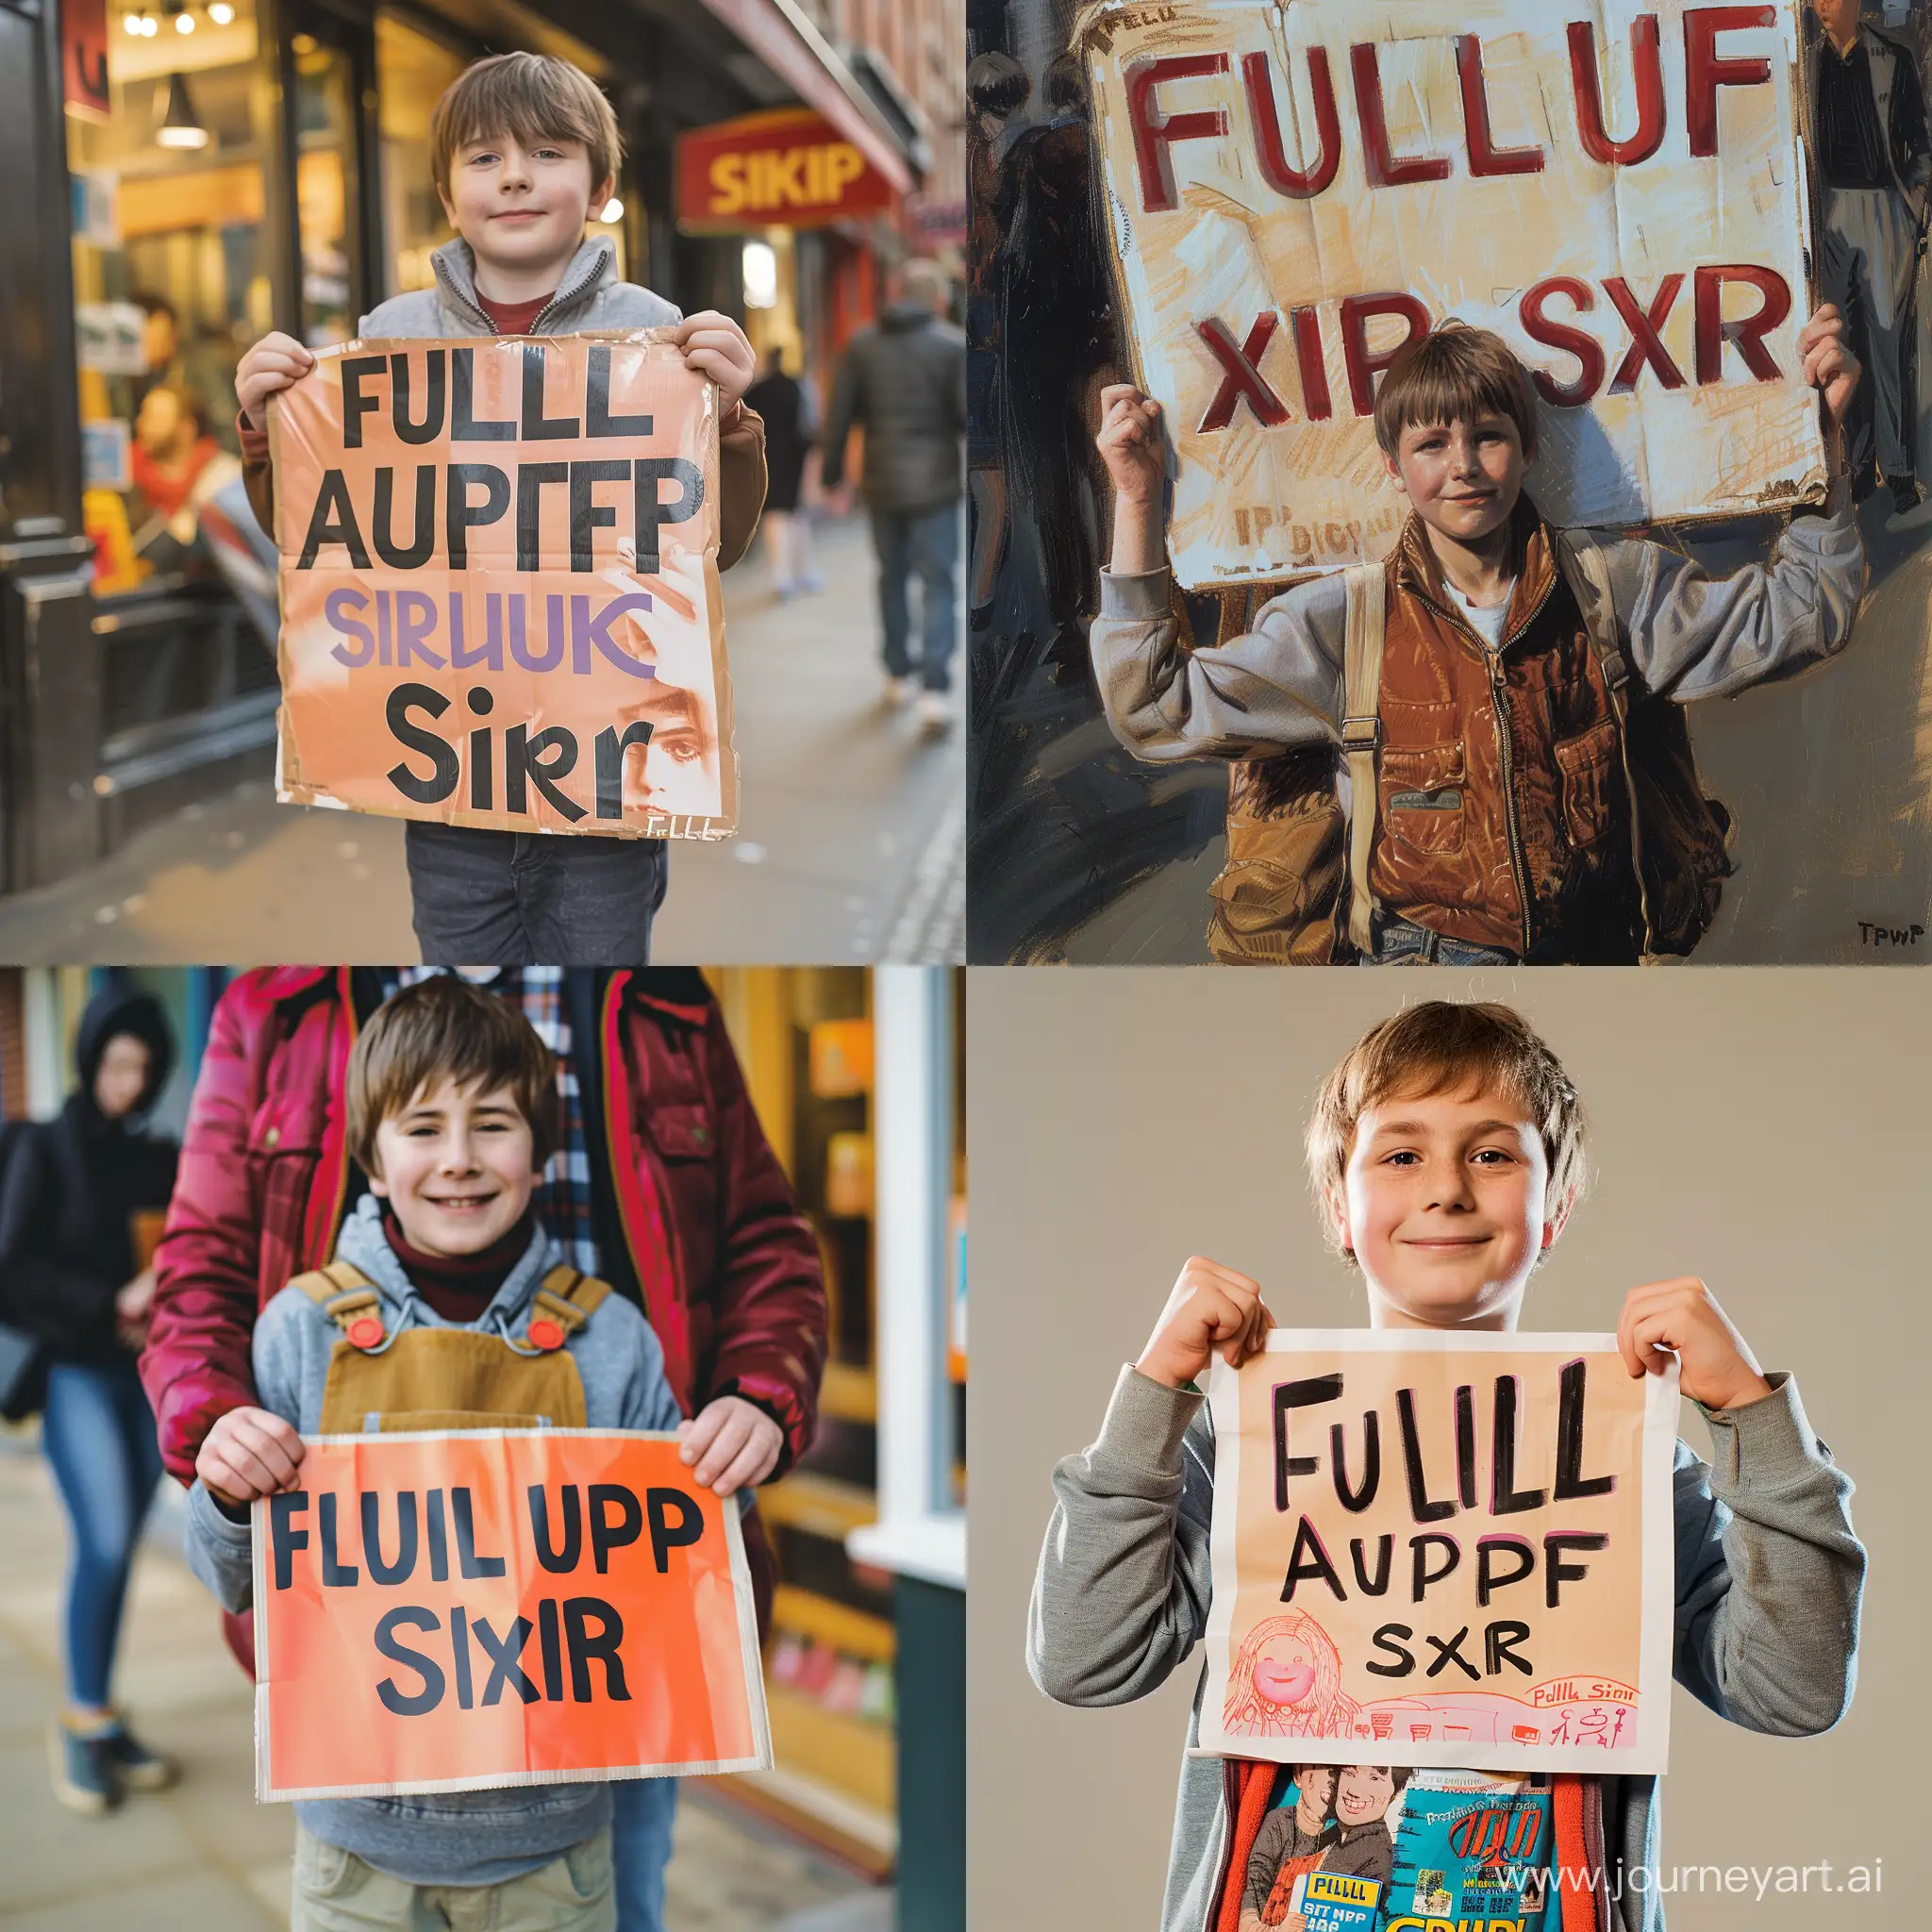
[142,968,826,1642]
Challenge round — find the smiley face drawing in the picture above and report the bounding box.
[1224,1610,1362,1738]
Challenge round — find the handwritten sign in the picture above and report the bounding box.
[270,333,737,840]
[1201,1331,1676,1774]
[251,1431,771,1801]
[1078,0,1825,586]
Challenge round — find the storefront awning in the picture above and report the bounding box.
[693,0,912,195]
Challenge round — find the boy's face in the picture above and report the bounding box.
[1332,1084,1560,1328]
[1384,412,1528,547]
[1336,1765,1397,1828]
[369,1075,538,1258]
[1293,1765,1337,1820]
[441,132,614,275]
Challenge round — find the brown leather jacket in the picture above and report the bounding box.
[1371,503,1641,957]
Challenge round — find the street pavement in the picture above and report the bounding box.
[0,1429,877,1930]
[0,515,964,967]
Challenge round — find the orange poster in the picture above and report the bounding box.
[1201,1332,1677,1774]
[269,333,737,841]
[251,1431,771,1801]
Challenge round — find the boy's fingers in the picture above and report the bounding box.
[691,1412,756,1487]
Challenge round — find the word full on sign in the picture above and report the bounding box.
[1080,1,1825,585]
[271,331,738,841]
[252,1431,770,1800]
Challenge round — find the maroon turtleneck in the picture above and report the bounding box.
[380,1205,538,1323]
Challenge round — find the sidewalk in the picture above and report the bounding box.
[0,516,964,966]
[0,1432,877,1929]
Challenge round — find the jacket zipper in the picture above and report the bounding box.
[1412,569,1557,960]
[431,245,610,338]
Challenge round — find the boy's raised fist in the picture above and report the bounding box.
[1135,1255,1274,1390]
[1616,1276,1774,1412]
[195,1405,306,1517]
[236,331,317,430]
[1096,383,1167,507]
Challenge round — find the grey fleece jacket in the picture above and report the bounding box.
[1089,496,1866,765]
[184,1194,683,1886]
[1028,1365,1864,1932]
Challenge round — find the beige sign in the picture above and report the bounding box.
[271,332,736,840]
[1200,1331,1678,1774]
[1078,0,1825,588]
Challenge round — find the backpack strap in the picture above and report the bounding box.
[529,1264,614,1342]
[1340,561,1388,958]
[289,1259,385,1349]
[1557,532,1656,958]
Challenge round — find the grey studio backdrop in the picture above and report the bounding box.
[966,968,1926,1931]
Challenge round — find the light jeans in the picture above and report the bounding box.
[291,1824,615,1932]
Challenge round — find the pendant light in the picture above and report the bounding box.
[157,71,210,149]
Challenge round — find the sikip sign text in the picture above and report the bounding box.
[676,108,899,231]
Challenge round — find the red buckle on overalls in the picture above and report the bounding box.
[527,1319,565,1352]
[346,1316,385,1350]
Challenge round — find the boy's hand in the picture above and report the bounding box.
[1135,1256,1274,1390]
[195,1406,305,1516]
[678,1394,782,1496]
[1096,384,1167,507]
[1616,1277,1773,1412]
[236,332,316,431]
[1798,305,1859,429]
[672,312,757,414]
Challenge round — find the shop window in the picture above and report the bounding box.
[375,12,465,298]
[292,32,359,346]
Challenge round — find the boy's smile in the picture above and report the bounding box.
[1334,1086,1562,1329]
[370,1076,539,1257]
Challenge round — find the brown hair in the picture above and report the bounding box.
[1305,1001,1587,1256]
[429,52,621,203]
[1373,321,1540,459]
[347,975,559,1177]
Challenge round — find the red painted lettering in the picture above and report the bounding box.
[1521,278,1605,408]
[1341,293,1433,415]
[1291,307,1333,421]
[1351,42,1452,189]
[1605,275,1687,391]
[1197,313,1291,431]
[1568,15,1666,166]
[1684,6,1774,158]
[1457,36,1545,177]
[1127,55,1229,213]
[1243,48,1341,200]
[1693,263,1790,383]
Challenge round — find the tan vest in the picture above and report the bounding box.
[291,1257,614,1434]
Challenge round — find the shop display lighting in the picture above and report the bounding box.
[125,10,160,36]
[173,7,195,31]
[599,197,624,223]
[157,69,210,148]
[742,240,778,309]
[208,0,235,19]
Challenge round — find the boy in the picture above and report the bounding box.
[234,52,767,965]
[1028,1001,1865,1932]
[183,976,696,1931]
[1090,312,1867,963]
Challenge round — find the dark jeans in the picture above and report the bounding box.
[405,823,667,965]
[870,503,961,691]
[1360,915,1519,966]
[41,1355,162,1708]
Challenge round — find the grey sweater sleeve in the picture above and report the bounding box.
[184,1480,256,1614]
[1027,1366,1218,1707]
[1598,491,1866,701]
[1088,568,1348,762]
[1670,1373,1864,1736]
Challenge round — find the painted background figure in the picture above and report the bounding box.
[1810,0,1932,516]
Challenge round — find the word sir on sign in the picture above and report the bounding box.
[1126,8,1800,425]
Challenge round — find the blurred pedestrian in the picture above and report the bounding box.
[0,987,180,1816]
[821,258,967,733]
[746,347,824,599]
[143,966,827,1932]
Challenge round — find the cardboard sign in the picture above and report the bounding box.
[1078,0,1826,587]
[270,333,737,840]
[252,1431,771,1801]
[1201,1332,1677,1774]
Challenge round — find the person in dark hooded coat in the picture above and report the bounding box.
[0,985,180,1814]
